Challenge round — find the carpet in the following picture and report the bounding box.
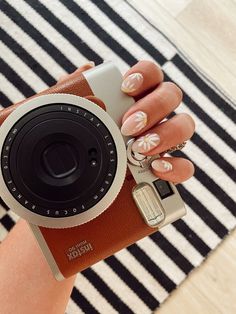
[0,0,235,313]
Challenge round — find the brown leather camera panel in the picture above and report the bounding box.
[0,72,158,278]
[0,72,106,124]
[39,169,157,278]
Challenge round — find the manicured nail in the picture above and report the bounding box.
[132,133,160,153]
[87,61,95,66]
[121,73,144,93]
[151,160,173,172]
[79,61,95,68]
[121,111,147,136]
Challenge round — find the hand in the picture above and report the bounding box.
[59,60,195,183]
[120,60,195,183]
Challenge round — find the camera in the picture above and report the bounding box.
[0,62,186,280]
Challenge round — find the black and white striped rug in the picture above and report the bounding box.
[0,1,236,313]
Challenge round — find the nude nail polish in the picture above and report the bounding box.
[121,111,147,136]
[87,61,95,66]
[151,160,173,172]
[132,133,160,153]
[121,73,143,93]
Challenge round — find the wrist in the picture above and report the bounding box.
[0,218,76,314]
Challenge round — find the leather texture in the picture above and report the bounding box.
[0,73,106,124]
[40,171,156,278]
[0,71,158,278]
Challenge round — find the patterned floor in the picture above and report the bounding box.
[0,1,235,313]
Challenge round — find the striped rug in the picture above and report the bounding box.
[0,1,235,313]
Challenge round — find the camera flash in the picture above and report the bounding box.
[132,182,165,228]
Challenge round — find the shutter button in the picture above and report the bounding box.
[42,142,78,179]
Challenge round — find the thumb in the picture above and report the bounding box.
[57,61,95,83]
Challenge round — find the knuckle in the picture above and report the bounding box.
[138,60,157,69]
[174,122,186,139]
[163,82,183,103]
[152,86,165,103]
[176,159,195,183]
[185,160,195,178]
[138,60,163,80]
[179,113,196,133]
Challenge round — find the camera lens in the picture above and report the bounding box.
[42,142,78,179]
[1,104,118,218]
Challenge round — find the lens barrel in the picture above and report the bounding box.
[1,104,117,218]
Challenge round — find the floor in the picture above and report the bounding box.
[128,1,236,313]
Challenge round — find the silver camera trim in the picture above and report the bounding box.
[126,139,186,228]
[83,62,186,228]
[0,94,128,228]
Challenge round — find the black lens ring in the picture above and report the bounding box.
[1,104,118,218]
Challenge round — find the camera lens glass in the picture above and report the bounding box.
[1,104,118,218]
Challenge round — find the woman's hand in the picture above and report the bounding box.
[120,60,195,183]
[59,60,195,184]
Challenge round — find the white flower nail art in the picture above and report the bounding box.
[121,73,143,92]
[161,160,173,171]
[136,133,160,151]
[134,111,147,131]
[152,159,173,172]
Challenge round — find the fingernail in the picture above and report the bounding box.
[132,133,160,153]
[78,61,95,69]
[151,160,173,172]
[87,61,95,66]
[121,73,143,93]
[121,111,147,136]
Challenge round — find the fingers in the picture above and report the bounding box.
[151,157,195,184]
[121,60,164,97]
[131,113,195,155]
[121,60,195,184]
[57,61,95,83]
[121,82,183,136]
[56,60,194,185]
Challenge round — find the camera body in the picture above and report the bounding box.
[0,62,186,280]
